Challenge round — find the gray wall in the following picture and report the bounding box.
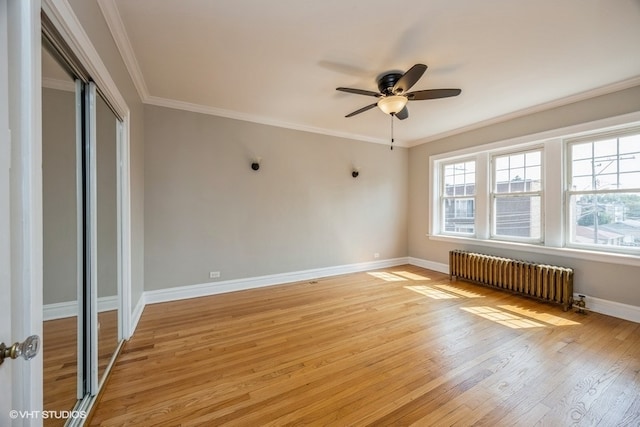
[42,87,76,305]
[69,0,145,311]
[144,105,409,290]
[42,88,120,305]
[408,84,640,307]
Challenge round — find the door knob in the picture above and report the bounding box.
[0,335,40,365]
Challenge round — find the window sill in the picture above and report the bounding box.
[428,234,640,267]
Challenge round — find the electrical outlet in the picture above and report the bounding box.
[374,253,380,259]
[209,271,220,279]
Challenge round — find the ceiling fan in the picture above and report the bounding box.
[336,64,461,120]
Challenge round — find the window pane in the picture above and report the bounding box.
[593,139,617,158]
[494,196,541,239]
[620,156,640,173]
[444,197,475,233]
[569,135,640,191]
[494,150,542,194]
[620,172,640,189]
[569,192,640,248]
[620,134,640,155]
[444,160,475,197]
[510,167,525,182]
[572,142,592,160]
[525,151,541,166]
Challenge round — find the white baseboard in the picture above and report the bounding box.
[144,257,410,305]
[129,294,145,336]
[574,294,640,324]
[407,256,640,324]
[408,257,448,274]
[79,256,639,337]
[43,295,119,321]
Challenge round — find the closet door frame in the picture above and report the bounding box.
[41,0,132,342]
[42,0,133,418]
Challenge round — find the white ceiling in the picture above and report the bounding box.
[97,0,640,147]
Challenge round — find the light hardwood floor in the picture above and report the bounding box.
[43,310,119,427]
[89,266,640,426]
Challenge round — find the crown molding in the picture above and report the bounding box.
[97,0,639,149]
[144,95,402,146]
[97,0,149,100]
[409,75,640,147]
[97,0,404,147]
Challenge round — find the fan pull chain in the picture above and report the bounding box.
[390,113,394,150]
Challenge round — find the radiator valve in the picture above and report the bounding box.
[575,294,587,314]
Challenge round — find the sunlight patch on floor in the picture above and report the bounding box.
[434,284,484,298]
[392,271,432,281]
[405,285,459,299]
[368,271,408,282]
[461,306,546,329]
[498,305,581,326]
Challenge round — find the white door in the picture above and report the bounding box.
[0,0,13,422]
[2,0,43,425]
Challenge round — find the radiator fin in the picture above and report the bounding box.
[449,250,573,310]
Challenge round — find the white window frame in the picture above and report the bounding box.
[440,158,477,237]
[428,111,640,267]
[490,147,544,244]
[565,127,640,254]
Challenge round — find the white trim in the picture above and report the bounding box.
[428,234,640,268]
[428,111,640,263]
[118,114,132,339]
[576,294,640,324]
[129,293,145,336]
[42,0,128,119]
[129,256,638,348]
[96,0,398,147]
[8,0,43,418]
[0,0,12,422]
[145,95,393,146]
[96,0,149,100]
[96,0,640,149]
[42,76,75,92]
[429,111,640,162]
[408,257,640,324]
[412,75,640,146]
[43,296,120,321]
[407,257,448,274]
[43,0,135,343]
[145,257,410,305]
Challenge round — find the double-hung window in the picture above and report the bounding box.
[492,149,543,241]
[431,116,640,257]
[567,130,640,250]
[442,160,476,234]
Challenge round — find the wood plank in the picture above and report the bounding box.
[83,265,640,426]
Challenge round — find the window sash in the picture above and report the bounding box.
[430,113,640,258]
[440,159,477,235]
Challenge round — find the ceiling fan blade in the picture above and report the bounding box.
[336,87,381,97]
[407,88,462,100]
[345,103,378,117]
[392,64,427,94]
[395,106,409,120]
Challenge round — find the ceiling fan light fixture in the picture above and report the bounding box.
[378,95,408,115]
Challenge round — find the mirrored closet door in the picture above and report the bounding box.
[42,13,125,424]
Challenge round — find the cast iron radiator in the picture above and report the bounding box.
[449,250,574,310]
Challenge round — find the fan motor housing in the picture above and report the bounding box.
[377,73,402,94]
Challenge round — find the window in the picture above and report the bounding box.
[492,150,542,241]
[430,116,640,258]
[567,132,640,250]
[442,161,475,234]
